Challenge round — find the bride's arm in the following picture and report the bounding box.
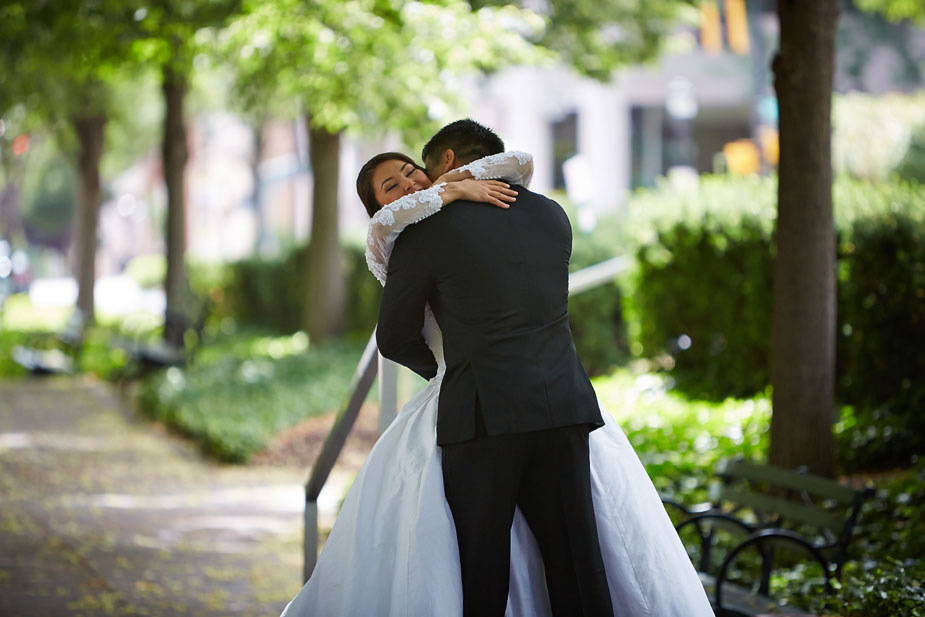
[440,150,534,188]
[365,151,534,285]
[365,180,513,285]
[366,185,444,285]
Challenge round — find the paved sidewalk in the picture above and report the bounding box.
[0,378,311,617]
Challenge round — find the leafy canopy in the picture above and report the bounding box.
[222,0,549,147]
[127,0,243,71]
[856,0,925,24]
[0,0,134,129]
[470,0,697,80]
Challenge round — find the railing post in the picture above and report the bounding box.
[303,500,318,582]
[378,354,398,435]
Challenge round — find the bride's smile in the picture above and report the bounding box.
[373,158,432,205]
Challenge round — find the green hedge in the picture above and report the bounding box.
[623,175,925,469]
[634,216,774,397]
[568,213,630,376]
[835,205,925,470]
[198,242,381,337]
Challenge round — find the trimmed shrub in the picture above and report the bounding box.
[626,175,776,398]
[568,215,630,376]
[634,216,774,397]
[623,175,925,469]
[217,248,303,333]
[836,207,925,470]
[342,242,382,336]
[201,242,381,338]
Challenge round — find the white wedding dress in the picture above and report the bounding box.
[281,152,714,617]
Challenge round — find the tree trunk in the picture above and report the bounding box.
[303,120,344,342]
[769,0,839,477]
[162,62,191,347]
[72,113,106,327]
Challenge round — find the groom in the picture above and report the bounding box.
[376,119,613,616]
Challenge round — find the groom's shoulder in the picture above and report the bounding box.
[518,185,561,205]
[392,208,446,249]
[511,186,569,219]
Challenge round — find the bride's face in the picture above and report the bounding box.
[372,159,432,207]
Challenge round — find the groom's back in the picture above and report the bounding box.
[403,186,602,444]
[429,187,570,329]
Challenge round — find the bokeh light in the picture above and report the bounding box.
[12,134,29,156]
[117,194,137,217]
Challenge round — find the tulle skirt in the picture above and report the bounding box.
[282,378,714,617]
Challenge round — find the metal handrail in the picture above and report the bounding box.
[302,255,629,580]
[302,330,379,581]
[568,256,629,294]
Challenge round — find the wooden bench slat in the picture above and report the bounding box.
[718,486,846,533]
[698,573,810,616]
[682,514,755,536]
[719,460,858,504]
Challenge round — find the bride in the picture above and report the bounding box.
[281,150,714,616]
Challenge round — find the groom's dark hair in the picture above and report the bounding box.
[422,119,505,173]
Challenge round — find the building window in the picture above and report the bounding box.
[551,112,578,190]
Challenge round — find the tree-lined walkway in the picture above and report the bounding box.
[0,379,308,617]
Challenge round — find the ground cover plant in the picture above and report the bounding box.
[592,369,770,502]
[137,329,365,462]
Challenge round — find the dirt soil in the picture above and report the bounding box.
[250,404,382,473]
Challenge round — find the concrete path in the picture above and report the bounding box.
[0,378,314,617]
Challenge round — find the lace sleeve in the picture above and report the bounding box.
[365,150,534,285]
[457,150,533,187]
[366,183,447,286]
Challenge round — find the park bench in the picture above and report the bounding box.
[663,458,875,617]
[11,309,86,375]
[115,304,210,378]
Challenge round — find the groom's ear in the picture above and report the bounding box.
[441,148,457,172]
[426,148,457,180]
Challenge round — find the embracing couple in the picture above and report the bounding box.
[282,120,714,617]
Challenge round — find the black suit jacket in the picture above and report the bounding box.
[376,185,603,445]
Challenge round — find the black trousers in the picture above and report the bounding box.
[441,423,613,617]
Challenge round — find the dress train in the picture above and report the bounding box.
[281,374,713,616]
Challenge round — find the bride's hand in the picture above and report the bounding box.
[444,179,517,209]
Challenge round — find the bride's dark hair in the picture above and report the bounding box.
[356,152,426,218]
